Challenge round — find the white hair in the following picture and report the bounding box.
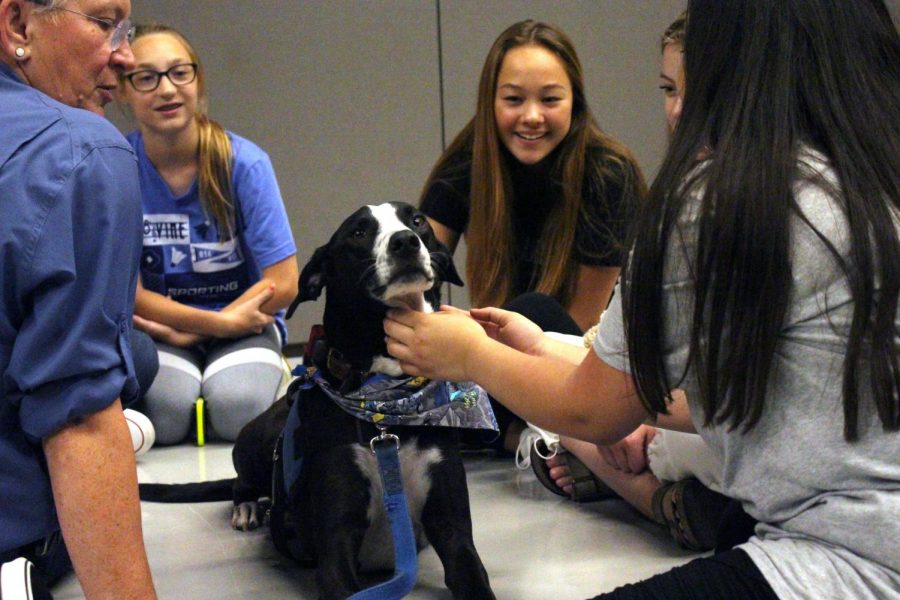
[28,0,65,11]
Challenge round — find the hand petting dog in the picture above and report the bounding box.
[384,304,550,382]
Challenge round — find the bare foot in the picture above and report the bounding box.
[544,454,575,496]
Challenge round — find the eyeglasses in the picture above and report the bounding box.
[51,6,135,51]
[125,64,198,92]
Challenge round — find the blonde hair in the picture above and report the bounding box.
[661,12,687,52]
[127,24,236,239]
[421,20,644,309]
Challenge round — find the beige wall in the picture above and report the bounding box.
[113,0,686,344]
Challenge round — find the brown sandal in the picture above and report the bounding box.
[651,478,731,551]
[530,441,617,503]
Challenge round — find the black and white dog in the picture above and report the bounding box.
[142,202,494,600]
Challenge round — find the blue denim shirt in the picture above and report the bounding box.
[0,63,142,553]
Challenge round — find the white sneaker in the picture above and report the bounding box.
[124,409,156,456]
[514,424,562,471]
[0,557,52,600]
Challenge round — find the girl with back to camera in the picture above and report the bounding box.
[387,0,900,596]
[420,20,645,452]
[119,24,299,445]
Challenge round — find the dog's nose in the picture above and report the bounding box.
[388,230,421,258]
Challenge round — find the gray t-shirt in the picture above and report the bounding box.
[595,153,900,599]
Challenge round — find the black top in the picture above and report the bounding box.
[420,146,636,298]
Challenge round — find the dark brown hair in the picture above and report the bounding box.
[625,0,900,441]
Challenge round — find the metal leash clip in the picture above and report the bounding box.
[370,422,400,455]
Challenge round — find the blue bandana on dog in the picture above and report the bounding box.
[292,365,498,432]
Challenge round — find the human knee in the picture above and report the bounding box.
[504,292,559,320]
[143,377,200,445]
[203,380,277,441]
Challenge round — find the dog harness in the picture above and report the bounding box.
[307,368,497,430]
[272,366,496,598]
[280,365,497,496]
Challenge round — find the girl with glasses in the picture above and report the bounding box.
[118,23,299,446]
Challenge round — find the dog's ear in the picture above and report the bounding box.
[430,250,464,287]
[286,244,329,318]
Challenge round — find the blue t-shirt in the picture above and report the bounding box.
[0,63,142,553]
[127,130,296,342]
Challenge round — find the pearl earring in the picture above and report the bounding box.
[15,47,25,58]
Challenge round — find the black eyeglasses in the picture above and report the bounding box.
[125,64,198,92]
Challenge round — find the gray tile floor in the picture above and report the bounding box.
[53,439,700,599]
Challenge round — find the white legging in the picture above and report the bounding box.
[142,325,284,444]
[646,429,722,492]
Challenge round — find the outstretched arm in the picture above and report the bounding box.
[384,306,649,445]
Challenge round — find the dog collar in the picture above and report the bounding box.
[324,346,360,382]
[292,365,498,432]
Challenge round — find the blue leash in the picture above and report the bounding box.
[347,428,418,600]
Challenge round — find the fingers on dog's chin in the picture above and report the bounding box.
[400,362,422,377]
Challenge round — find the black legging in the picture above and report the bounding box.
[589,549,777,599]
[504,291,582,337]
[485,292,582,445]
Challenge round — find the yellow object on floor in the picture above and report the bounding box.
[195,397,206,447]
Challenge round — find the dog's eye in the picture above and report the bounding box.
[352,228,367,238]
[412,215,426,228]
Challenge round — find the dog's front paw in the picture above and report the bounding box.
[231,501,260,531]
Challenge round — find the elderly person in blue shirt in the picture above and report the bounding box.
[0,0,157,598]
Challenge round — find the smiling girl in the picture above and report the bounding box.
[118,23,298,445]
[421,20,644,334]
[418,20,645,452]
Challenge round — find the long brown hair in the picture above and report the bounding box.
[626,0,900,440]
[127,24,236,239]
[420,20,643,308]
